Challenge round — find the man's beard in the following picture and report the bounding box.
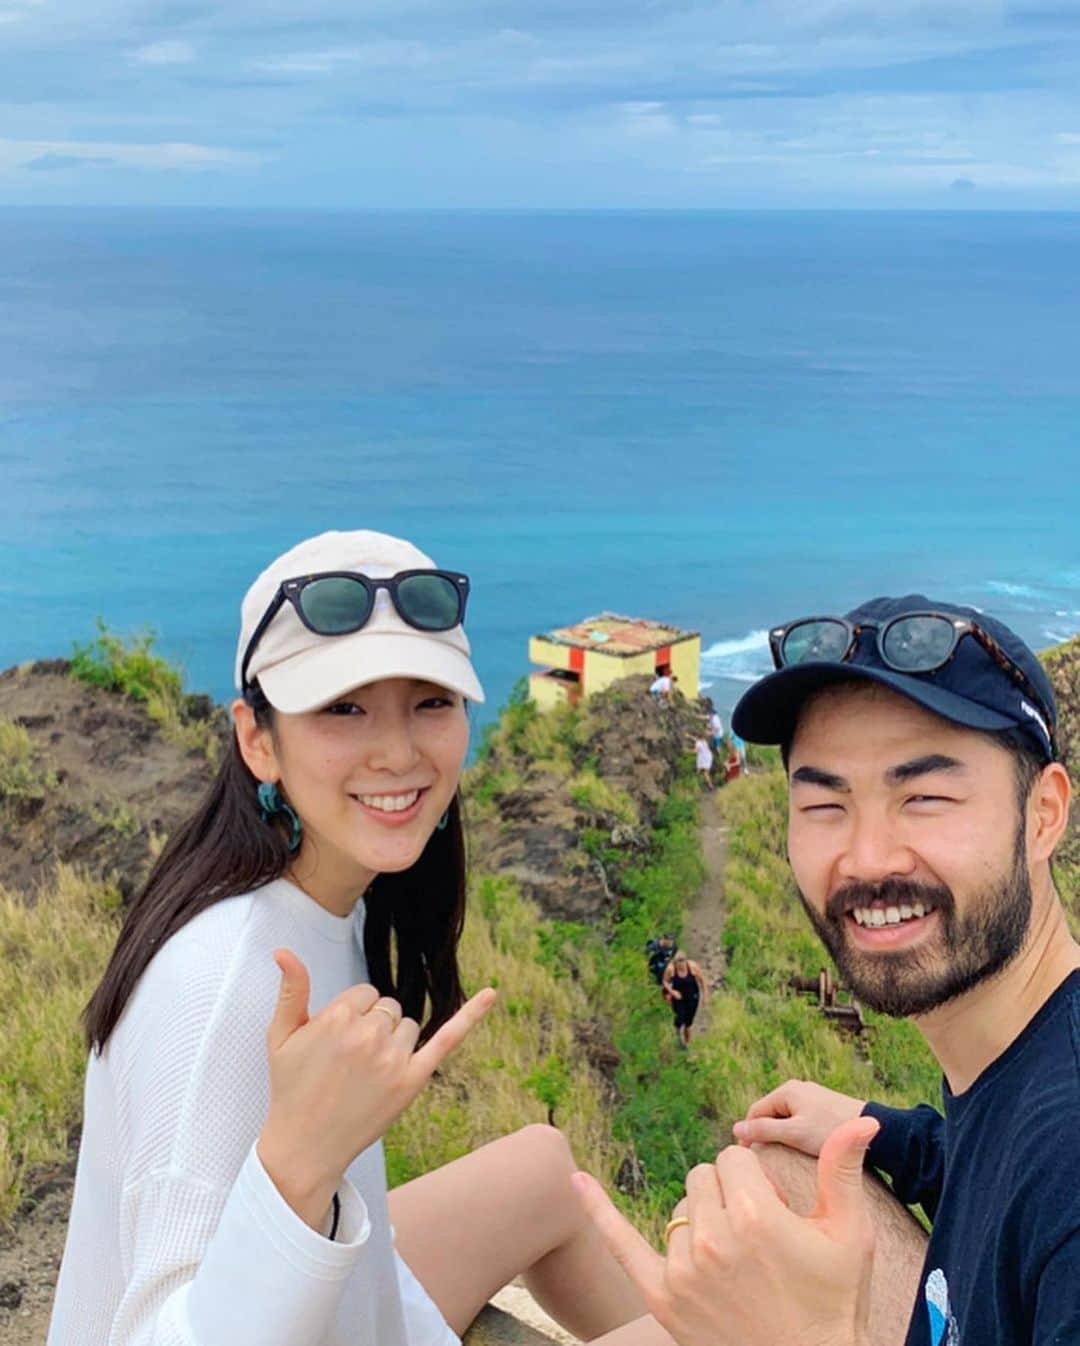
[797,826,1033,1017]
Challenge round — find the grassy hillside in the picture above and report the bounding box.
[3,629,1080,1238]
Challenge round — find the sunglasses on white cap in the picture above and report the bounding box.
[240,568,471,694]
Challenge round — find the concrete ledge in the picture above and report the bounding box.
[464,1304,564,1346]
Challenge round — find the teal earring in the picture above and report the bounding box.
[436,809,450,831]
[257,781,303,853]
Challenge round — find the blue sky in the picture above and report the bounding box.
[3,0,1080,208]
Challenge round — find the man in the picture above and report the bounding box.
[707,707,725,754]
[646,933,677,987]
[650,671,673,703]
[576,595,1079,1346]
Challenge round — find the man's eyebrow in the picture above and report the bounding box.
[791,766,850,791]
[885,754,967,785]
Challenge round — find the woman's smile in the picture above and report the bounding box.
[349,785,431,825]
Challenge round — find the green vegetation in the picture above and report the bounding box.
[0,868,122,1224]
[383,872,621,1198]
[567,770,638,826]
[7,634,1080,1250]
[1038,635,1080,934]
[71,620,221,764]
[0,718,58,804]
[597,781,714,1225]
[517,778,714,1234]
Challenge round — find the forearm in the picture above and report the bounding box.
[861,1102,945,1218]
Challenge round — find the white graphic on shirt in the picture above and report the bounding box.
[925,1268,959,1346]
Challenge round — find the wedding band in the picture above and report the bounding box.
[372,1005,400,1026]
[663,1216,691,1244]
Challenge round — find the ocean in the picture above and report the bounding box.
[2,207,1079,732]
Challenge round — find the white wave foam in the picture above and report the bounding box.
[986,580,1044,601]
[701,628,772,684]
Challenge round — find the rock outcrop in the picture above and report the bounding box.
[467,675,712,925]
[0,660,226,903]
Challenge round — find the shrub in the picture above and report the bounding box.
[70,621,220,764]
[567,771,638,825]
[0,719,58,802]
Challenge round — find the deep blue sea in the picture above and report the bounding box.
[2,207,1080,733]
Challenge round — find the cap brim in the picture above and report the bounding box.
[731,662,1016,746]
[258,629,486,713]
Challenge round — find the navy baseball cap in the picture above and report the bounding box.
[731,594,1057,762]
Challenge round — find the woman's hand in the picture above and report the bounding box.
[733,1080,867,1157]
[257,947,495,1230]
[574,1117,880,1346]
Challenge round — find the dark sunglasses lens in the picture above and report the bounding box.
[298,577,372,634]
[882,616,955,671]
[781,620,850,665]
[396,574,462,629]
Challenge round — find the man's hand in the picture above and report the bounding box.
[573,1116,880,1346]
[733,1079,868,1157]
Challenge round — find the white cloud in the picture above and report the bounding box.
[0,137,263,172]
[618,100,677,137]
[133,40,196,65]
[258,40,435,76]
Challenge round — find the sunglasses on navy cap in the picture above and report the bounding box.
[769,609,1058,759]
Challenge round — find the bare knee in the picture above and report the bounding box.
[512,1123,575,1176]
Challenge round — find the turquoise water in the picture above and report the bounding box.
[2,207,1079,727]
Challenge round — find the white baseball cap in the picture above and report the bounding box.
[234,530,486,712]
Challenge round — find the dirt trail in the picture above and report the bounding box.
[0,1159,71,1343]
[683,791,728,994]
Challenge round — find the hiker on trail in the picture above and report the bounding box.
[649,670,673,704]
[731,730,747,770]
[707,708,724,754]
[575,594,1079,1346]
[50,530,672,1346]
[692,735,714,789]
[662,951,707,1046]
[646,933,677,987]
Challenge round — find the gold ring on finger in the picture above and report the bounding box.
[372,1005,400,1026]
[663,1216,691,1245]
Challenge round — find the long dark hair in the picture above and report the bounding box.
[83,689,467,1054]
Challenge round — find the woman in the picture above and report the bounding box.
[662,951,708,1048]
[691,736,714,791]
[48,529,671,1346]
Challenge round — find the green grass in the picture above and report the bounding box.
[0,868,122,1224]
[567,770,639,826]
[534,772,717,1234]
[0,718,58,803]
[70,620,220,764]
[383,872,620,1198]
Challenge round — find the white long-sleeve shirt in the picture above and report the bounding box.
[47,877,458,1346]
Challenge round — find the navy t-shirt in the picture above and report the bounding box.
[863,970,1080,1346]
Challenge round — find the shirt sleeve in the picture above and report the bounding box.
[112,1141,371,1345]
[862,1101,946,1220]
[1034,1229,1080,1345]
